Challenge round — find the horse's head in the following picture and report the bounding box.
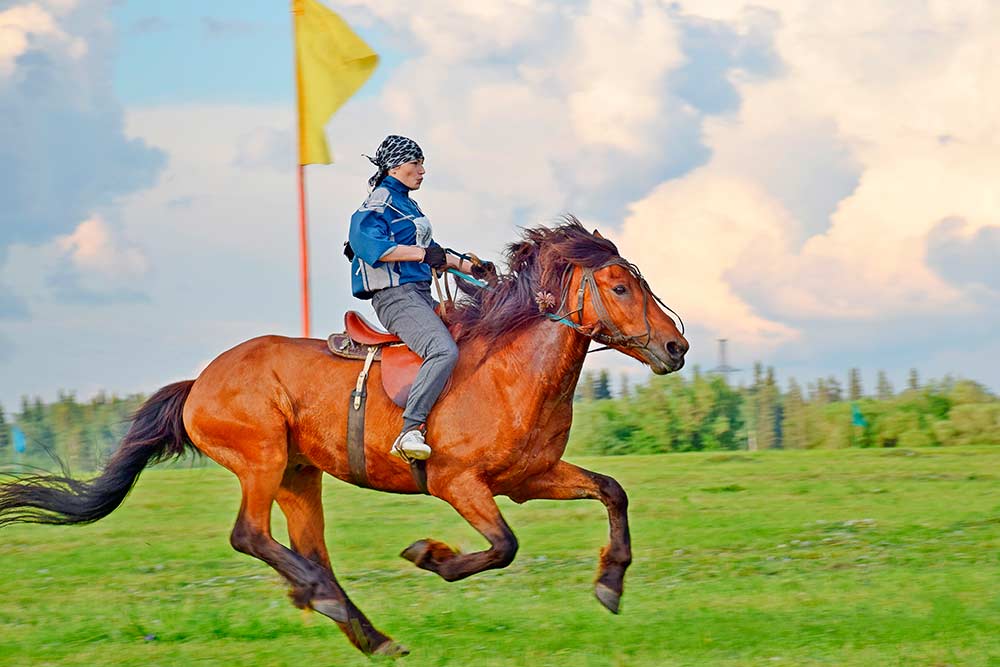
[570,253,688,374]
[556,240,688,374]
[451,218,689,374]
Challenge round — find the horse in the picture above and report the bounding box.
[0,218,688,657]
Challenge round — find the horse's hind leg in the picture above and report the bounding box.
[401,474,519,581]
[275,465,333,608]
[507,461,631,614]
[232,461,406,656]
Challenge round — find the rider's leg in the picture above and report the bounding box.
[371,283,458,456]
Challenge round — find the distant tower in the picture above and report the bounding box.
[709,338,740,383]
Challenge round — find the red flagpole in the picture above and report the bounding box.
[292,1,310,339]
[297,163,311,338]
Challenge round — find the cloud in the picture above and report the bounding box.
[0,288,29,319]
[232,126,293,171]
[0,1,165,248]
[926,217,1000,293]
[46,215,150,305]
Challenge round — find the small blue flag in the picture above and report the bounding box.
[851,404,868,428]
[12,425,26,453]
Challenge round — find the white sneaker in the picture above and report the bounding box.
[390,428,432,461]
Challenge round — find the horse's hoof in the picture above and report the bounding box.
[595,582,621,614]
[373,639,410,657]
[401,539,429,564]
[311,598,349,623]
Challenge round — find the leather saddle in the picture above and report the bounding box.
[328,311,451,408]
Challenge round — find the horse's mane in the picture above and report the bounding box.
[451,216,622,344]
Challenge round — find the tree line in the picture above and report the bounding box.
[1,365,997,470]
[567,364,1000,456]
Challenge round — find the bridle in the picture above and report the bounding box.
[545,259,685,354]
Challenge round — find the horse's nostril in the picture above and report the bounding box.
[665,341,685,359]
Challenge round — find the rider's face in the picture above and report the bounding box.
[389,159,425,190]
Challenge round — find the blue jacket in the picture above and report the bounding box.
[348,176,441,299]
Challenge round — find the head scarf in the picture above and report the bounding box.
[364,135,424,189]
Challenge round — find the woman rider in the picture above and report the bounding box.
[348,135,487,461]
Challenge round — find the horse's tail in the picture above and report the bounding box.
[0,380,195,528]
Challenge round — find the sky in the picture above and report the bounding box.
[1,0,998,412]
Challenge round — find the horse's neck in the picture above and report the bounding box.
[503,320,591,402]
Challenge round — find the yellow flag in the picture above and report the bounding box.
[293,0,378,165]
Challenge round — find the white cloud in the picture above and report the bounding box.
[56,215,149,280]
[0,2,87,78]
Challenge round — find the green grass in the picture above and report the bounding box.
[1,448,998,666]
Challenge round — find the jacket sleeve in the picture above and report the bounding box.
[348,190,398,266]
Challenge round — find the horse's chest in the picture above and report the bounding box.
[496,406,572,485]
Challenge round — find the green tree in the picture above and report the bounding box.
[594,370,612,400]
[908,368,920,391]
[577,371,596,401]
[783,378,808,449]
[0,402,9,460]
[848,368,863,401]
[619,373,631,400]
[826,376,844,403]
[876,370,894,400]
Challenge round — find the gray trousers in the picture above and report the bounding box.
[371,282,459,427]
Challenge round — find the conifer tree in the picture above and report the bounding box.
[908,368,920,391]
[876,370,894,400]
[595,370,612,400]
[848,368,863,401]
[577,371,596,401]
[0,402,9,459]
[619,373,631,399]
[827,376,844,402]
[783,378,808,448]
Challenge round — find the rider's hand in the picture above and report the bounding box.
[422,245,448,270]
[471,260,498,286]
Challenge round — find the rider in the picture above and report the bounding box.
[347,135,486,461]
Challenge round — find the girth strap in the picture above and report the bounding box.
[410,460,429,495]
[347,346,378,488]
[347,345,430,495]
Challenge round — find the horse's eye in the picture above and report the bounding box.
[612,285,628,295]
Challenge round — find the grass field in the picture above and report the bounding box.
[1,447,998,667]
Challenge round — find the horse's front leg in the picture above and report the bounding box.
[401,474,518,582]
[508,460,631,613]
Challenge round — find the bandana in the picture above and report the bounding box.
[364,135,424,188]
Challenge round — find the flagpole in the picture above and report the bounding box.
[292,0,310,338]
[297,163,311,338]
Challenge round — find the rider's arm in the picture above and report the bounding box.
[349,208,424,266]
[447,255,474,273]
[380,245,427,262]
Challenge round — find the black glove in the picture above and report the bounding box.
[423,245,448,269]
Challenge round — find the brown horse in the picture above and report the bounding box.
[0,219,688,656]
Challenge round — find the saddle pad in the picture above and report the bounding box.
[327,333,381,361]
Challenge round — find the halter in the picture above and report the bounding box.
[545,259,685,354]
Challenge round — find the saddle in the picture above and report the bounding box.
[327,311,449,408]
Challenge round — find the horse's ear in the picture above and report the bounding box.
[592,229,604,239]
